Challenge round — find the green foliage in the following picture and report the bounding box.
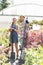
[24,45,43,65]
[30,20,43,25]
[0,29,10,65]
[31,20,39,24]
[39,20,43,25]
[0,29,10,47]
[0,53,10,65]
[0,0,10,11]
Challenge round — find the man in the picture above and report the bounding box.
[18,15,26,60]
[19,16,26,47]
[20,16,29,47]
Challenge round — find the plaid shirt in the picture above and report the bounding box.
[20,20,26,38]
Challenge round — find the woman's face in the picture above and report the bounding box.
[13,18,17,24]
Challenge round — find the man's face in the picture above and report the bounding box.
[20,16,25,22]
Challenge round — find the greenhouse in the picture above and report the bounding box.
[0,0,43,65]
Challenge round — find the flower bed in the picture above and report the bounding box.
[26,30,43,45]
[23,45,43,65]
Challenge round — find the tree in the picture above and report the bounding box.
[0,0,10,11]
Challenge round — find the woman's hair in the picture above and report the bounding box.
[11,21,14,26]
[20,15,25,18]
[11,18,16,25]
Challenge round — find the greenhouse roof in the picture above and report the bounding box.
[0,0,43,16]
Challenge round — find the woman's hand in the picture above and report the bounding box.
[9,28,13,31]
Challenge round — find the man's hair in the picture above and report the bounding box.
[20,15,25,18]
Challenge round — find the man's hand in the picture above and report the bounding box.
[15,30,21,34]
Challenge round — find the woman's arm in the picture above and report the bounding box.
[7,27,14,32]
[7,25,20,34]
[6,28,13,35]
[9,28,14,31]
[14,26,19,33]
[14,25,20,34]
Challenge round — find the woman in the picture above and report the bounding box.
[8,18,19,59]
